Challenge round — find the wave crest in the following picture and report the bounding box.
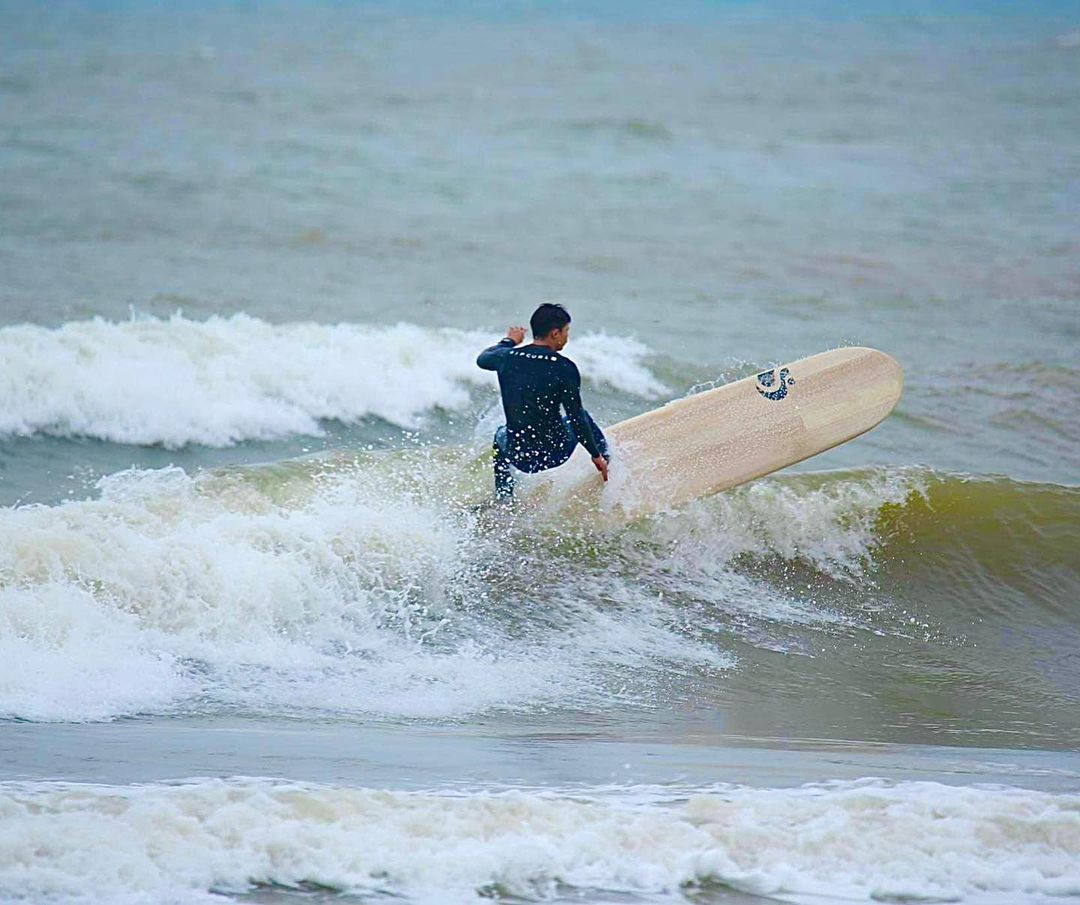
[0,456,729,723]
[1,454,1076,727]
[0,313,664,447]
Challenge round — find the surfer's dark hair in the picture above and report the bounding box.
[530,303,571,338]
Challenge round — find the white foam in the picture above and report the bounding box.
[574,467,927,642]
[0,457,728,723]
[653,467,924,578]
[0,583,188,722]
[0,453,936,723]
[1,778,1077,904]
[0,314,664,447]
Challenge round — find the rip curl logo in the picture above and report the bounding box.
[756,366,794,401]
[510,350,557,362]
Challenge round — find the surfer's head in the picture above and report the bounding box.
[530,303,571,351]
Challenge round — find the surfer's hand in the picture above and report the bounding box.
[592,455,609,482]
[507,326,526,345]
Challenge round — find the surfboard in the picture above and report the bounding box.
[527,346,903,520]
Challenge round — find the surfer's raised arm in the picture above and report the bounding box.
[478,305,610,500]
[476,326,526,371]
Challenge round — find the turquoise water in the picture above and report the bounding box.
[1,2,1079,903]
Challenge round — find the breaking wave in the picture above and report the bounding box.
[0,452,732,723]
[0,446,1076,730]
[0,313,664,447]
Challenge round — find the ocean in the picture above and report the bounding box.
[1,1,1079,902]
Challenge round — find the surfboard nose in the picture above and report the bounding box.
[860,347,904,402]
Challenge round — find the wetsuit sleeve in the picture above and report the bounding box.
[562,362,602,458]
[476,337,517,371]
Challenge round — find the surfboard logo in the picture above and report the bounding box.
[755,366,794,401]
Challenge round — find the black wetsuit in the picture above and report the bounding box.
[477,338,609,498]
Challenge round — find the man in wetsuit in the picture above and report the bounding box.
[477,303,610,500]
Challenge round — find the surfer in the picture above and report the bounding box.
[477,303,610,500]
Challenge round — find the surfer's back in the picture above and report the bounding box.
[478,340,576,435]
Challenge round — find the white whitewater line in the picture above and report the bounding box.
[0,460,731,723]
[0,313,664,447]
[658,466,927,579]
[0,778,1077,903]
[0,461,927,724]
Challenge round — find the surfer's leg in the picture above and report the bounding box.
[492,426,514,499]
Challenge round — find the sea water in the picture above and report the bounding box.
[1,1,1079,902]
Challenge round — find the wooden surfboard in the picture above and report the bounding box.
[524,346,903,521]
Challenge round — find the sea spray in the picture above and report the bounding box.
[1,455,1077,736]
[0,453,730,723]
